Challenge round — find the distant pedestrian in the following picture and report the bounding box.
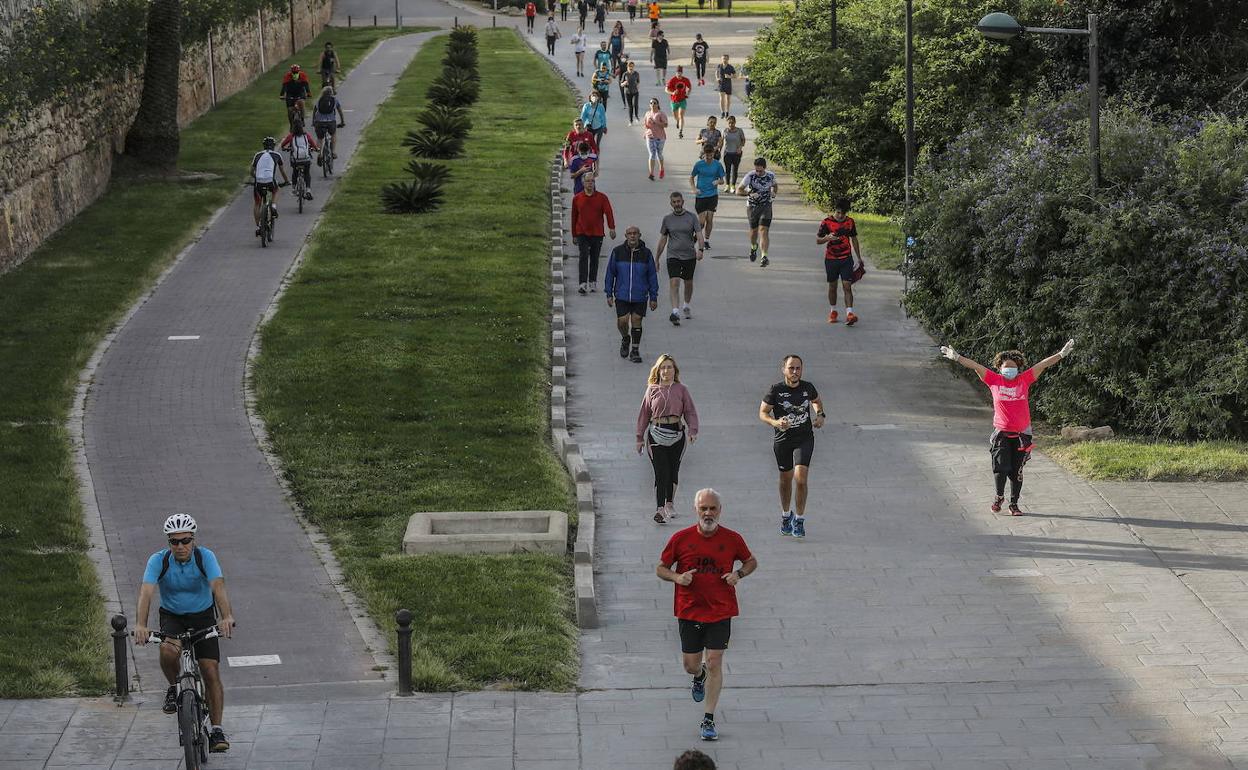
[525,0,537,33]
[571,174,617,294]
[736,156,777,266]
[628,0,639,21]
[695,114,721,159]
[656,488,757,743]
[592,63,614,107]
[816,196,863,326]
[594,40,612,72]
[637,354,699,519]
[655,191,704,325]
[940,340,1076,516]
[651,29,670,87]
[609,20,626,69]
[674,751,717,770]
[607,227,660,363]
[568,141,598,194]
[691,33,709,86]
[758,354,825,539]
[720,115,745,191]
[714,54,735,117]
[572,26,588,76]
[666,64,691,138]
[563,117,597,166]
[643,98,669,180]
[621,60,642,124]
[594,0,607,32]
[544,15,561,55]
[690,143,725,249]
[579,90,608,148]
[648,0,660,21]
[560,0,569,21]
[578,0,589,28]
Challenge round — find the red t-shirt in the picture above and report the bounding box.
[565,129,598,155]
[526,2,537,15]
[817,215,856,260]
[666,75,691,104]
[660,525,753,623]
[982,367,1037,432]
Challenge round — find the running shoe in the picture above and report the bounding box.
[162,685,177,715]
[759,255,769,267]
[846,311,859,326]
[703,240,710,249]
[669,310,681,326]
[630,347,642,363]
[679,130,684,139]
[700,718,718,741]
[990,496,1004,513]
[659,168,665,179]
[780,512,793,536]
[208,728,230,753]
[827,310,839,324]
[1008,503,1023,517]
[749,244,758,262]
[792,517,806,538]
[620,336,630,358]
[683,306,691,319]
[665,501,676,518]
[649,173,655,181]
[578,283,588,295]
[255,228,261,237]
[653,508,668,524]
[590,281,597,292]
[691,664,707,702]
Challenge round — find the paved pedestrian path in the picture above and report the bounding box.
[80,32,435,696]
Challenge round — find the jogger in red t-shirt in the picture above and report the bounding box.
[657,488,758,742]
[940,339,1075,515]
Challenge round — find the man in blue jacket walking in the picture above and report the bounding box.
[604,225,659,362]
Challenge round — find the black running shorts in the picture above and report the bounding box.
[773,432,815,472]
[694,195,718,213]
[158,606,220,661]
[825,257,855,283]
[747,203,773,229]
[667,257,697,280]
[678,618,732,653]
[615,299,648,317]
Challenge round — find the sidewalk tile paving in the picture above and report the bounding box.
[8,5,1248,770]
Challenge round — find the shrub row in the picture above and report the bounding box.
[382,27,480,214]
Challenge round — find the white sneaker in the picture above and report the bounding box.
[590,281,597,292]
[578,283,588,295]
[683,306,691,319]
[664,502,676,518]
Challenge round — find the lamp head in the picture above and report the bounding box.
[977,12,1023,41]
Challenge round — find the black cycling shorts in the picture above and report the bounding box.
[667,258,697,280]
[747,203,773,229]
[253,181,278,203]
[313,122,337,139]
[158,606,220,661]
[678,618,732,653]
[695,195,719,213]
[773,431,815,472]
[615,299,649,317]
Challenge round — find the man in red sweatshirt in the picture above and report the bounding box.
[571,174,616,294]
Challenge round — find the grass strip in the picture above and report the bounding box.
[1043,439,1248,482]
[0,27,408,699]
[252,29,579,691]
[657,1,787,16]
[854,212,902,270]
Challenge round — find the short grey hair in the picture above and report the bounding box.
[694,488,722,507]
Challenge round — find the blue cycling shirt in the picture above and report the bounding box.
[691,159,725,198]
[142,547,223,615]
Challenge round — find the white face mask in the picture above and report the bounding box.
[1000,367,1018,379]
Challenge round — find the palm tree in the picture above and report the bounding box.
[124,0,182,170]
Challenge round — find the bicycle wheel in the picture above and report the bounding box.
[260,206,270,247]
[178,690,201,770]
[297,178,304,214]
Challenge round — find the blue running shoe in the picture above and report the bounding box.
[691,665,706,702]
[780,512,794,536]
[792,517,806,539]
[700,718,718,741]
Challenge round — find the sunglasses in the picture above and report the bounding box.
[168,536,194,545]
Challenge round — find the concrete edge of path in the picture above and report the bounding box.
[70,202,232,687]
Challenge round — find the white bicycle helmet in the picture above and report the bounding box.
[163,513,198,535]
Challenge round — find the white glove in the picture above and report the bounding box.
[940,345,959,361]
[1059,338,1075,358]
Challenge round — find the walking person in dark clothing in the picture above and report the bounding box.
[560,0,569,20]
[606,226,659,362]
[594,0,607,32]
[544,15,561,55]
[637,354,699,521]
[621,59,642,124]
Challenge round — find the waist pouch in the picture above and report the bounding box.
[649,424,683,446]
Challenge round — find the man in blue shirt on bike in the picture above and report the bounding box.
[133,514,236,754]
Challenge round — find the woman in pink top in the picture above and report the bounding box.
[636,354,699,523]
[940,339,1074,516]
[643,97,669,181]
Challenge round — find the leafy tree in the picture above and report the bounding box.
[124,0,182,170]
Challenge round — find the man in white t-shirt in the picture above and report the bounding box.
[249,136,289,234]
[736,156,779,267]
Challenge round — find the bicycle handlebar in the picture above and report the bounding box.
[148,625,222,646]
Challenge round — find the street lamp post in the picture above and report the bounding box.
[904,0,914,208]
[976,11,1100,193]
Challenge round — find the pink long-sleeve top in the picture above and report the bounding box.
[636,382,699,440]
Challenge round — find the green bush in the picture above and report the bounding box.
[417,105,472,137]
[402,128,465,158]
[380,178,445,213]
[903,93,1248,439]
[405,159,452,184]
[428,76,479,109]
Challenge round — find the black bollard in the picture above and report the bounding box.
[111,614,129,702]
[373,14,378,26]
[454,15,459,27]
[395,609,413,696]
[493,15,497,27]
[347,15,351,27]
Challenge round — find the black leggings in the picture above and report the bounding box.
[722,152,742,186]
[647,429,686,508]
[694,58,707,80]
[576,234,604,283]
[546,35,557,54]
[991,432,1031,503]
[625,91,640,122]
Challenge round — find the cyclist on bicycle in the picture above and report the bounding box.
[249,136,289,234]
[310,86,346,161]
[133,514,236,754]
[318,42,340,89]
[280,121,319,200]
[279,64,312,127]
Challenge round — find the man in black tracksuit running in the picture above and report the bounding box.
[604,226,660,362]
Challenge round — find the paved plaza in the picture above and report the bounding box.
[6,4,1248,770]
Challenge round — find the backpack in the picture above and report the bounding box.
[157,546,208,582]
[290,133,311,161]
[316,93,336,118]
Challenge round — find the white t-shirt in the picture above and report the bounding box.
[572,33,587,52]
[252,150,282,183]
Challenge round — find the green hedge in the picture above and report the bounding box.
[903,92,1248,440]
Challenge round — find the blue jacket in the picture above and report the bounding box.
[604,240,658,303]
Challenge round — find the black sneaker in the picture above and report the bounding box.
[629,347,642,363]
[669,310,681,326]
[208,728,230,753]
[620,336,630,358]
[162,685,177,714]
[703,240,710,250]
[760,255,770,268]
[749,244,758,262]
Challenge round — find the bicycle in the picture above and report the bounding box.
[287,152,313,214]
[319,129,335,178]
[147,625,221,770]
[253,181,287,247]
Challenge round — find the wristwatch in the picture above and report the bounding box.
[735,569,745,579]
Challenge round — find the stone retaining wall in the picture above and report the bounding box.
[0,0,332,273]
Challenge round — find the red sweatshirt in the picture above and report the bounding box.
[571,190,616,237]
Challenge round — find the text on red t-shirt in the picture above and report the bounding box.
[659,525,753,623]
[981,367,1037,432]
[667,76,691,103]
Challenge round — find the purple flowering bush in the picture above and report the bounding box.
[904,93,1248,439]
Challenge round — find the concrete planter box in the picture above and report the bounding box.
[403,510,568,555]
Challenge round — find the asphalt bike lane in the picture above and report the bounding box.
[83,32,437,695]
